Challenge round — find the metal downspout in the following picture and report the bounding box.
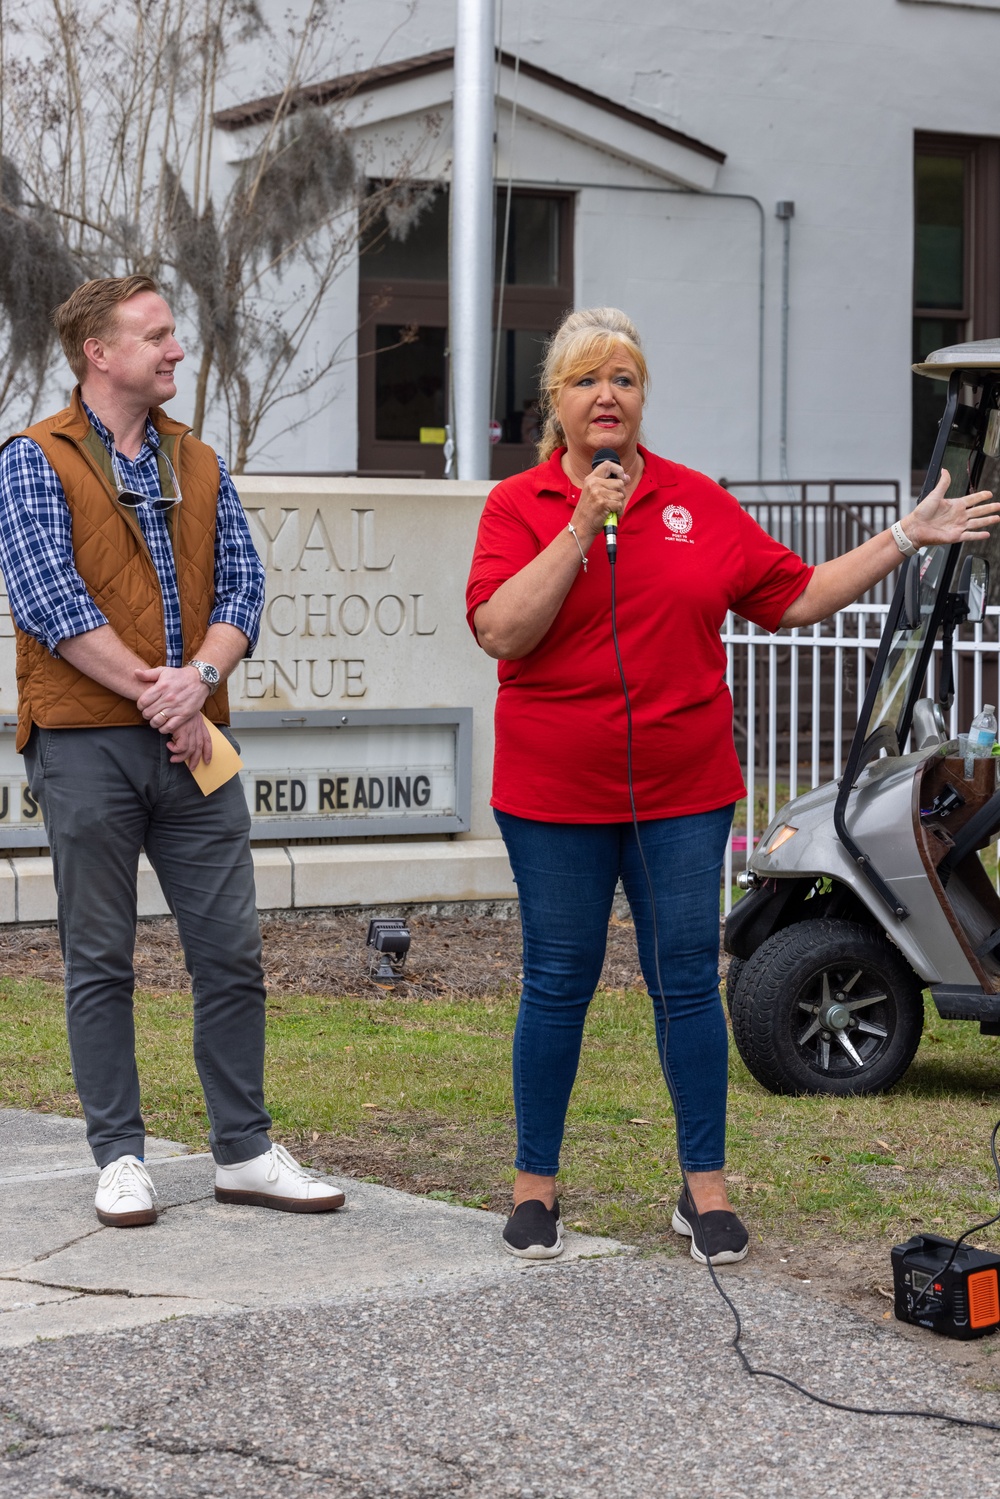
[776,199,795,483]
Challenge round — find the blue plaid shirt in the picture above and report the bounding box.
[0,406,264,663]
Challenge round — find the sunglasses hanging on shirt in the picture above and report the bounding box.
[110,449,182,512]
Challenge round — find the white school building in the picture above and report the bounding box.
[3,0,1000,917]
[203,0,1000,494]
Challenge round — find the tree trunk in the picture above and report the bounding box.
[235,372,252,473]
[192,340,214,439]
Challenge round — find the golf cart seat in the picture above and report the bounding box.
[915,752,1000,978]
[937,787,1000,884]
[936,785,1000,963]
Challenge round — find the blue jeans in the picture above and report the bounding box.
[495,804,735,1176]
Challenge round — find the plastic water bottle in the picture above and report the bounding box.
[966,704,998,775]
[969,705,997,752]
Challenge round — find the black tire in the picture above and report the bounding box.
[724,892,836,1015]
[729,918,924,1096]
[724,956,747,1014]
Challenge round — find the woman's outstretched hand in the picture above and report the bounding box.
[781,467,1000,628]
[908,468,1000,548]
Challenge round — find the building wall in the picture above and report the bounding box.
[216,0,1000,495]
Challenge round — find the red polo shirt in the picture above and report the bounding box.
[466,447,812,823]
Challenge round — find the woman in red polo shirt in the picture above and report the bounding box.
[467,306,997,1265]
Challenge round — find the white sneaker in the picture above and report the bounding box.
[214,1143,346,1213]
[94,1155,157,1228]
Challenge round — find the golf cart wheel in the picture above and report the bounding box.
[724,893,835,1015]
[729,919,924,1096]
[724,956,747,1014]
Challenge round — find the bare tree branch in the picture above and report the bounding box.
[0,0,440,465]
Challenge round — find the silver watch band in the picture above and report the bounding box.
[891,519,918,558]
[188,659,220,687]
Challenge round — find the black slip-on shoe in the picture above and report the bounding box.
[502,1198,563,1259]
[671,1191,749,1265]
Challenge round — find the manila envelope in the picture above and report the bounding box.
[188,715,244,796]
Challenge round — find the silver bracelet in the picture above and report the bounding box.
[567,522,588,572]
[890,518,919,558]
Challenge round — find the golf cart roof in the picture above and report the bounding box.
[913,339,1000,380]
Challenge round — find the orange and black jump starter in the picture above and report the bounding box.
[892,1233,1000,1339]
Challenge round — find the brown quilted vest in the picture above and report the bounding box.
[3,389,229,750]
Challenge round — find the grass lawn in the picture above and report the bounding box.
[3,974,1000,1255]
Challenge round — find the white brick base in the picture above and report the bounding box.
[2,840,515,923]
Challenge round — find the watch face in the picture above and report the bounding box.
[192,661,220,687]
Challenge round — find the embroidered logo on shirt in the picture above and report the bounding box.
[662,504,694,543]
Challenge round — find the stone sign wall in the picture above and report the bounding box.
[0,477,501,846]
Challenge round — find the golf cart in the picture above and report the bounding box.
[726,339,1000,1096]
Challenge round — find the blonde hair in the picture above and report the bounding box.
[53,275,159,381]
[536,306,648,462]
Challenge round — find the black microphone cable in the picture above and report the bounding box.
[606,519,1000,1436]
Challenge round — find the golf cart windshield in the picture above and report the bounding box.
[862,383,1000,747]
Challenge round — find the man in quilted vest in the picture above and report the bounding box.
[0,276,346,1226]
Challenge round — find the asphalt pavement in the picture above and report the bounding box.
[2,1107,1000,1497]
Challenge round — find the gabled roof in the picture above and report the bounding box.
[214,47,726,167]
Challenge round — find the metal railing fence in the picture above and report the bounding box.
[722,603,1000,914]
[720,479,902,605]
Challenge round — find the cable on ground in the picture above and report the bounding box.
[608,552,1000,1437]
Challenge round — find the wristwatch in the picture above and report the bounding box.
[188,659,221,689]
[890,519,919,558]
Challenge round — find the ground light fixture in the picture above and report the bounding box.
[366,918,411,984]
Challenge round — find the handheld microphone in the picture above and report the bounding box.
[591,447,622,562]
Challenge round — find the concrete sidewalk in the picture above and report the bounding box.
[3,1107,1000,1497]
[0,1109,623,1347]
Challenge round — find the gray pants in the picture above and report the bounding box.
[24,725,272,1168]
